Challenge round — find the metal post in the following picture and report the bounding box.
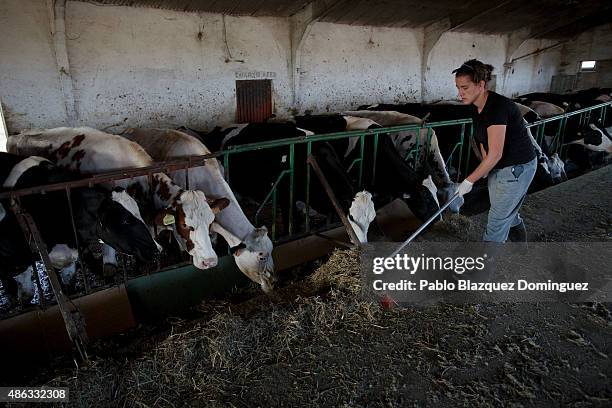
[288,144,295,236]
[307,155,359,246]
[358,134,365,189]
[10,198,89,362]
[457,124,465,182]
[223,152,230,183]
[305,141,312,232]
[65,187,90,294]
[372,133,379,186]
[271,189,277,241]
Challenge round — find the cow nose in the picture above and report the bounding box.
[200,258,218,269]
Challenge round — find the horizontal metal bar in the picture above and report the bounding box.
[526,101,612,128]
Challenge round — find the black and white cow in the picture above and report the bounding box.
[517,88,612,114]
[360,103,481,164]
[342,110,463,213]
[122,128,277,292]
[0,152,160,305]
[8,127,230,273]
[294,115,441,222]
[201,122,376,243]
[569,122,612,154]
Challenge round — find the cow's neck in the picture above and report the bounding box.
[152,173,183,208]
[211,222,242,249]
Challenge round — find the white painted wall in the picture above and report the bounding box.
[65,2,292,132]
[0,0,68,133]
[0,0,292,133]
[298,23,422,112]
[501,39,562,98]
[2,0,600,134]
[425,32,506,102]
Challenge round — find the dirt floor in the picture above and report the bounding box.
[6,166,612,407]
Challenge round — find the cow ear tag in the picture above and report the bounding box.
[163,214,176,226]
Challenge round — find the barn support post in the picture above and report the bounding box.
[497,28,530,94]
[289,1,342,109]
[421,18,450,103]
[47,0,78,126]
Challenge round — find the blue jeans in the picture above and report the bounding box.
[484,158,537,243]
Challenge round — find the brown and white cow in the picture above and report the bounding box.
[8,127,229,272]
[122,128,277,292]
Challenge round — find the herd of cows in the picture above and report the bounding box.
[0,87,610,311]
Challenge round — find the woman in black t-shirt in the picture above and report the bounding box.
[453,59,537,243]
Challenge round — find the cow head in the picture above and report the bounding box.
[96,188,162,263]
[547,153,567,183]
[233,227,276,293]
[405,177,441,222]
[156,191,229,270]
[348,191,376,244]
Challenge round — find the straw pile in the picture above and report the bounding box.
[41,248,611,407]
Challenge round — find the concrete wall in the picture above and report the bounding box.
[558,24,612,89]
[0,0,68,132]
[2,0,598,134]
[0,0,292,133]
[66,2,292,132]
[425,32,506,102]
[298,23,422,112]
[501,39,562,98]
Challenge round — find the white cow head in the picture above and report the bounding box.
[210,222,276,293]
[235,227,275,292]
[348,191,376,244]
[157,191,230,270]
[547,153,567,182]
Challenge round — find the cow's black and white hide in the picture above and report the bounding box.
[0,152,159,305]
[203,122,376,243]
[343,110,463,213]
[294,114,441,222]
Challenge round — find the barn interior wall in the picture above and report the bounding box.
[558,24,612,90]
[297,22,423,112]
[424,31,507,102]
[0,0,293,133]
[2,1,596,134]
[500,39,562,98]
[0,0,69,133]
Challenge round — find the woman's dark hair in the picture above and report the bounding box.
[452,59,494,84]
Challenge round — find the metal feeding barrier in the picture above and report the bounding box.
[1,101,609,358]
[524,101,610,158]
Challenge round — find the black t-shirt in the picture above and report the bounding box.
[473,91,536,169]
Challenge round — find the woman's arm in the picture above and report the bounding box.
[479,143,487,161]
[466,125,505,183]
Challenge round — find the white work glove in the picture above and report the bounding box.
[457,180,473,197]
